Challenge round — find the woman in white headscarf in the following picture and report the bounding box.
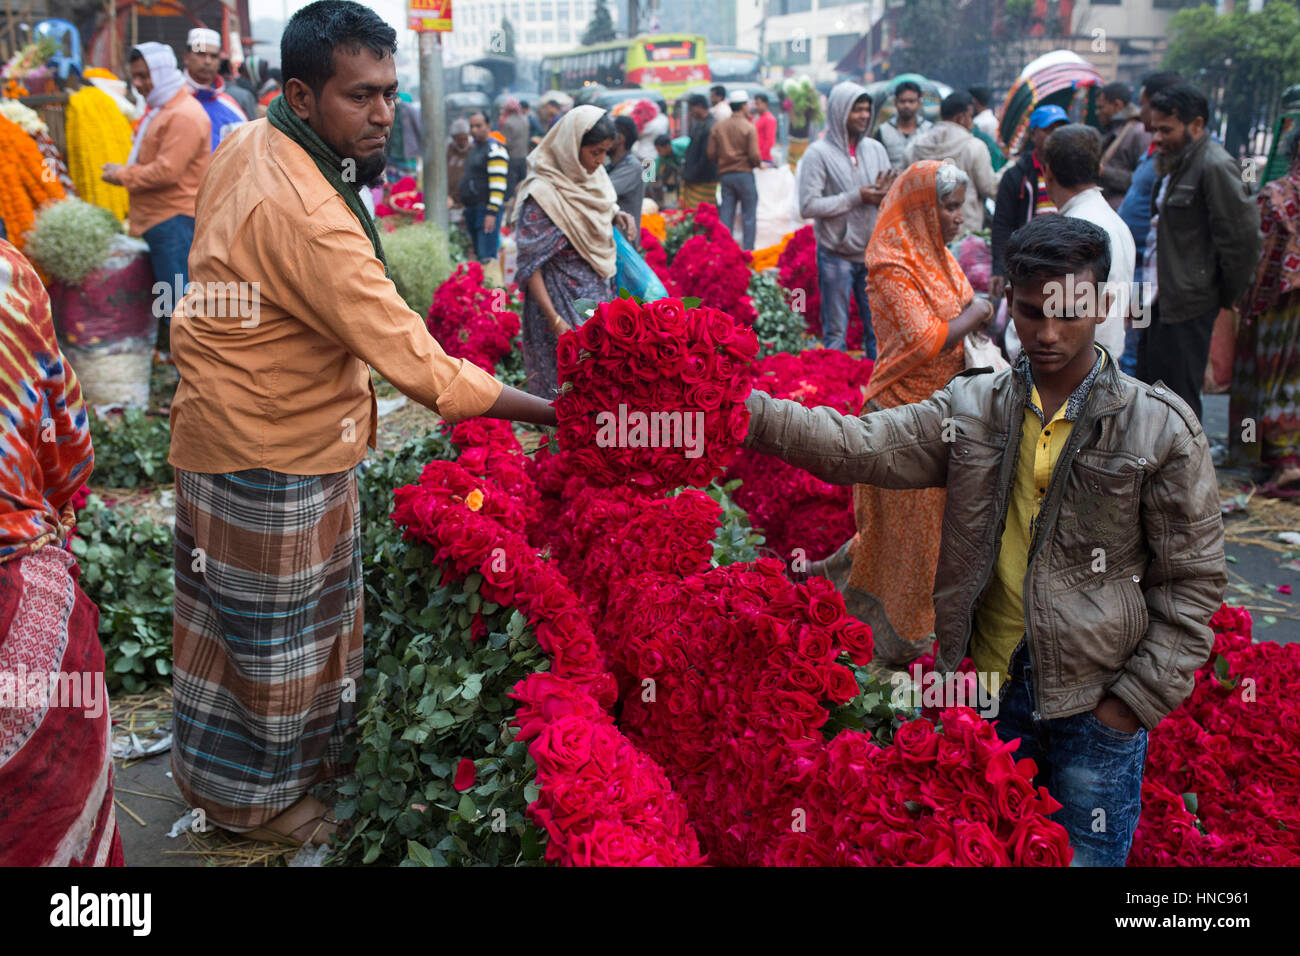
[511,104,635,397]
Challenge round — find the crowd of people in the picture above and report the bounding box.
[3,0,1298,869]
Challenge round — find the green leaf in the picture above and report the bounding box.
[406,840,436,867]
[681,296,702,309]
[457,793,477,820]
[1182,792,1199,816]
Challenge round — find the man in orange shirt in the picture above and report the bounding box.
[102,42,210,353]
[166,0,557,846]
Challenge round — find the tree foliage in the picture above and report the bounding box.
[582,0,617,46]
[1163,3,1300,154]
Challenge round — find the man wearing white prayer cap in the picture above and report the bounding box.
[183,26,248,151]
[101,42,211,356]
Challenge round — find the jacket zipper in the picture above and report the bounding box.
[1011,371,1127,719]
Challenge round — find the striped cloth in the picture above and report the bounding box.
[486,137,510,214]
[681,180,718,211]
[171,467,362,832]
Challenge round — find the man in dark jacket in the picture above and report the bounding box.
[989,104,1068,302]
[459,111,510,264]
[681,94,719,210]
[1136,84,1261,419]
[744,214,1226,866]
[1097,82,1151,208]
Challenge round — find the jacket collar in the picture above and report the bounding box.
[1014,346,1127,424]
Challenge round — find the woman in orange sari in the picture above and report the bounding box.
[842,160,995,662]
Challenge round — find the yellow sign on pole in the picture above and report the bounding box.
[409,0,453,32]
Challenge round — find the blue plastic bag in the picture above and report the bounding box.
[613,227,669,302]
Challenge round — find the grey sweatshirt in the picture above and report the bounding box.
[797,82,891,261]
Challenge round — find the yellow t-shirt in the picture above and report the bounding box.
[971,350,1106,694]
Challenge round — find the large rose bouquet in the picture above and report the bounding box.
[554,296,757,492]
[427,262,522,375]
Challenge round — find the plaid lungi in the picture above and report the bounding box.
[171,468,362,832]
[681,181,718,210]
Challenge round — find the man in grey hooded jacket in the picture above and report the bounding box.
[798,82,894,356]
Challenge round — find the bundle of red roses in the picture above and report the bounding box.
[554,296,758,493]
[426,262,522,375]
[766,709,1073,866]
[776,225,865,344]
[1128,604,1300,865]
[725,348,873,561]
[667,204,758,326]
[550,484,720,621]
[600,559,873,863]
[446,419,542,538]
[510,673,707,866]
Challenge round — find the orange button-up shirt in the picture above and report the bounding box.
[118,87,211,236]
[168,119,503,476]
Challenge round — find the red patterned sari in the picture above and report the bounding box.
[0,238,121,866]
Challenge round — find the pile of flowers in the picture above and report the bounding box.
[777,225,866,346]
[767,709,1072,865]
[1129,604,1300,865]
[375,175,424,222]
[64,86,132,221]
[554,295,757,492]
[666,204,757,326]
[725,348,873,561]
[426,262,522,375]
[0,113,66,250]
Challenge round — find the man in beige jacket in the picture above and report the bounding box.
[904,91,997,236]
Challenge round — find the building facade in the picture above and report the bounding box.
[443,0,619,62]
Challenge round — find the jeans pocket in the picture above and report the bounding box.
[1083,711,1143,743]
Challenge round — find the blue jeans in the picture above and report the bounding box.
[144,214,195,346]
[718,171,758,250]
[1119,265,1144,376]
[993,650,1148,867]
[464,205,501,263]
[817,247,875,357]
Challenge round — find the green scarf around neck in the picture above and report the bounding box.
[267,94,389,277]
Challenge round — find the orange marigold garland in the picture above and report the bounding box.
[0,113,65,249]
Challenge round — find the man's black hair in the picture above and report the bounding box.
[1139,71,1183,100]
[612,114,637,152]
[968,85,991,108]
[1005,215,1111,290]
[582,114,617,147]
[686,93,709,111]
[1149,84,1210,126]
[710,84,726,99]
[466,110,489,125]
[753,92,769,104]
[940,90,973,121]
[1042,124,1102,189]
[1100,81,1130,105]
[895,80,922,98]
[281,0,397,97]
[654,133,672,147]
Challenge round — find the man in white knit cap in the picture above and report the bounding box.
[183,26,248,151]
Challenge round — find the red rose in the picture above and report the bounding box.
[453,758,476,792]
[1008,816,1073,867]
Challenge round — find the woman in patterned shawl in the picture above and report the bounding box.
[1230,129,1300,495]
[817,161,995,663]
[511,105,635,397]
[0,239,121,866]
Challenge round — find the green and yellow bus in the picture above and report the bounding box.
[540,35,711,104]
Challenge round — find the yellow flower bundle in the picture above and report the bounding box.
[65,86,131,221]
[0,113,65,250]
